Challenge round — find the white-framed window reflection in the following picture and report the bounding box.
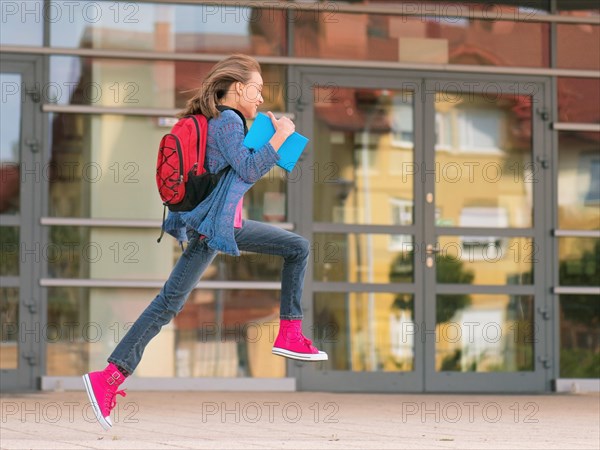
[389,198,412,251]
[436,108,504,154]
[391,95,413,148]
[584,156,600,206]
[459,206,509,261]
[457,109,502,154]
[435,110,453,151]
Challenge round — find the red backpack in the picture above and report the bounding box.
[155,114,226,242]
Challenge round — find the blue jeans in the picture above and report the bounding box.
[108,220,310,374]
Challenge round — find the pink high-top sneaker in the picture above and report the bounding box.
[272,319,328,361]
[82,363,127,430]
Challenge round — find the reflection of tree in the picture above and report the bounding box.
[560,240,600,290]
[389,251,474,323]
[314,299,344,371]
[436,255,474,323]
[0,288,18,341]
[440,349,471,371]
[559,241,600,378]
[0,226,19,275]
[47,226,84,338]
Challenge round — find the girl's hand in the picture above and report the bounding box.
[267,111,295,139]
[266,111,295,152]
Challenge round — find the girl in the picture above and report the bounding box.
[82,54,327,430]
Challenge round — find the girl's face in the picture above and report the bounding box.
[233,71,264,119]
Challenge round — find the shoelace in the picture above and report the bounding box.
[283,327,318,351]
[105,389,127,411]
[302,336,316,350]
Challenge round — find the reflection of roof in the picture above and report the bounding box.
[314,88,393,132]
[450,43,506,67]
[315,102,391,132]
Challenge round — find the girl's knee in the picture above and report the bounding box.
[295,236,310,259]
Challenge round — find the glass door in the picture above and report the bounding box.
[294,69,551,392]
[0,56,43,390]
[423,79,550,391]
[295,70,426,392]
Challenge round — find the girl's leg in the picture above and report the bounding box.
[83,233,218,430]
[233,220,309,319]
[108,233,218,374]
[233,220,327,361]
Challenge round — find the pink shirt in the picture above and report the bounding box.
[234,197,243,228]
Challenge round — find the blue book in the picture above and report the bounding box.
[243,112,308,172]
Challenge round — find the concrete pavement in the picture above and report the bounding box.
[1,390,599,449]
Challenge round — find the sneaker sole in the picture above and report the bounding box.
[272,347,328,361]
[82,374,112,431]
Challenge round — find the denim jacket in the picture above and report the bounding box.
[162,109,280,256]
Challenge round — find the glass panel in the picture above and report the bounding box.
[314,292,415,372]
[434,92,533,228]
[175,289,282,378]
[295,11,549,67]
[48,226,170,280]
[49,2,286,55]
[557,25,600,70]
[47,226,288,281]
[48,114,287,220]
[557,78,600,123]
[557,3,600,14]
[313,88,415,225]
[436,236,534,285]
[47,287,283,377]
[0,73,22,214]
[559,295,600,378]
[0,227,19,276]
[49,57,286,111]
[0,287,19,369]
[559,238,600,287]
[46,286,88,376]
[313,233,414,283]
[436,294,534,372]
[558,131,600,229]
[0,0,43,46]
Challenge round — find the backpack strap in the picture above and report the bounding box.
[156,204,183,251]
[216,105,248,135]
[156,204,167,243]
[187,115,205,172]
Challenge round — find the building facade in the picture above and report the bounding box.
[0,0,598,392]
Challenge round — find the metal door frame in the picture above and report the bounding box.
[289,66,552,392]
[0,54,45,391]
[422,76,552,392]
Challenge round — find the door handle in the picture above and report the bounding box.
[426,244,440,255]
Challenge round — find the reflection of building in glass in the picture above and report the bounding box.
[1,1,598,389]
[312,84,540,372]
[45,17,289,378]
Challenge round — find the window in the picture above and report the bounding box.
[391,96,413,147]
[459,207,509,261]
[435,111,453,150]
[457,109,502,153]
[584,158,600,206]
[435,108,503,154]
[389,198,412,251]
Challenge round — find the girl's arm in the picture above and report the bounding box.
[213,111,280,184]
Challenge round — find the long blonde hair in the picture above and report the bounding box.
[177,54,261,119]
